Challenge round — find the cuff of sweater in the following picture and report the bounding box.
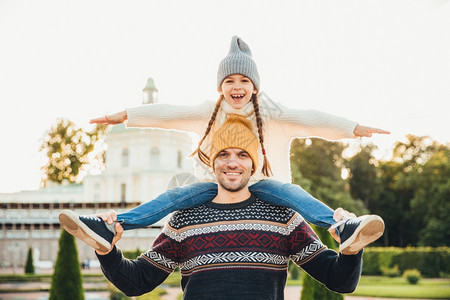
[348,122,359,138]
[95,245,122,271]
[340,249,363,267]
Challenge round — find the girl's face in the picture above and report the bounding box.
[219,74,257,109]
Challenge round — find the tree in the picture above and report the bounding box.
[40,119,107,186]
[49,230,84,300]
[371,135,449,247]
[24,247,35,274]
[290,138,366,215]
[409,149,450,246]
[392,135,443,168]
[347,144,382,209]
[300,226,343,300]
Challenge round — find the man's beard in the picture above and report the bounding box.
[216,168,251,193]
[220,180,248,193]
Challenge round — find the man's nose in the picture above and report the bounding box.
[225,156,239,167]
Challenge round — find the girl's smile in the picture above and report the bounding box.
[219,74,257,109]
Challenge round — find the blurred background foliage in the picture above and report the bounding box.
[290,134,450,247]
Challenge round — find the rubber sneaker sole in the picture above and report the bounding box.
[340,215,385,255]
[59,210,111,253]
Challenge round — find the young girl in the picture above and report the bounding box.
[60,36,389,255]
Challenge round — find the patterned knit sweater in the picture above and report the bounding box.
[126,93,358,183]
[97,195,362,299]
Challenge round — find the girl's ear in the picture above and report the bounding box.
[219,89,224,95]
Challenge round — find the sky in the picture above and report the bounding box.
[1,0,449,193]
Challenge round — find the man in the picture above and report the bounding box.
[64,114,365,299]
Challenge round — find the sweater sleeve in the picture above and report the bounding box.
[299,249,363,293]
[288,218,362,293]
[125,100,215,136]
[259,93,358,140]
[95,246,172,297]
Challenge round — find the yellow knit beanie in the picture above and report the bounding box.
[210,114,259,174]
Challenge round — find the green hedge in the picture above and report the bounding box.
[123,249,142,259]
[362,247,449,278]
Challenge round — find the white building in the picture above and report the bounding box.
[0,78,196,270]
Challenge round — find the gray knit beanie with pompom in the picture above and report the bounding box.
[217,36,260,91]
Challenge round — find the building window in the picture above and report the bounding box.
[122,148,129,167]
[120,183,126,203]
[177,150,183,169]
[94,183,100,190]
[151,147,160,167]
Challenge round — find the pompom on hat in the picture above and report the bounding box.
[209,114,259,175]
[217,36,260,91]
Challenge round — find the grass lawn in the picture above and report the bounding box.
[351,276,450,299]
[287,275,450,299]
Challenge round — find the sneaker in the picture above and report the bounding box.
[59,210,115,252]
[339,215,385,255]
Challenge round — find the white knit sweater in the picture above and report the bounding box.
[126,93,358,183]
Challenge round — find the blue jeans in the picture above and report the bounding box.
[117,180,335,230]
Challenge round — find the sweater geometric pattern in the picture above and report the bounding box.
[141,196,326,277]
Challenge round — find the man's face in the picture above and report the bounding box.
[214,148,253,192]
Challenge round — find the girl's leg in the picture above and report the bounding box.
[118,182,218,230]
[249,180,335,228]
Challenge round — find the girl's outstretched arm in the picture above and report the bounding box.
[90,111,128,125]
[353,124,390,137]
[88,101,215,135]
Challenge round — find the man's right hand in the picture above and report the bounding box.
[95,210,122,255]
[90,111,127,125]
[96,222,123,255]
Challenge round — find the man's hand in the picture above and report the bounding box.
[97,210,118,225]
[95,223,123,255]
[329,208,357,243]
[333,207,356,222]
[95,210,122,255]
[353,124,390,137]
[90,111,128,125]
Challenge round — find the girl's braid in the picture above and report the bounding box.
[251,94,273,177]
[190,96,223,166]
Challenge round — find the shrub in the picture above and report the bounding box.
[290,264,300,280]
[288,260,301,280]
[381,264,400,277]
[49,230,84,300]
[403,269,421,284]
[108,282,129,300]
[123,248,142,259]
[362,247,449,278]
[24,247,35,274]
